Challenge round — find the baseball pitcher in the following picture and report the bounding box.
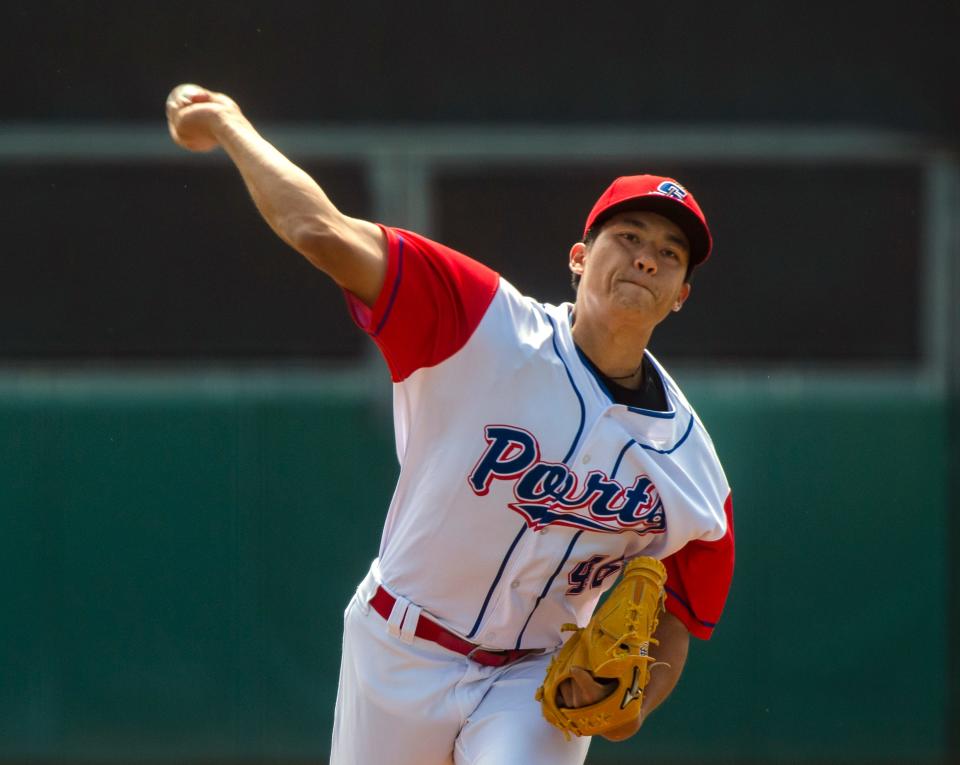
[166,83,734,765]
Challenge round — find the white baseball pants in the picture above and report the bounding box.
[330,568,591,765]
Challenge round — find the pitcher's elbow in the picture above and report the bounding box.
[289,217,344,269]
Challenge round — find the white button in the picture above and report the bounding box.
[511,580,520,589]
[581,454,591,464]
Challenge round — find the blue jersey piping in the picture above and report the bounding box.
[467,522,527,639]
[514,531,584,649]
[372,235,405,337]
[469,308,587,640]
[665,585,717,628]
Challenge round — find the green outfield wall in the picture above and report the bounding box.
[0,373,950,764]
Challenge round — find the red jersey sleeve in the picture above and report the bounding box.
[662,491,735,640]
[344,225,500,382]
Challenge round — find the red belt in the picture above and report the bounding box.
[369,585,541,668]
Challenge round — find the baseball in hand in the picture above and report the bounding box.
[165,83,239,153]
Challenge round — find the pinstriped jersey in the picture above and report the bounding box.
[345,225,734,650]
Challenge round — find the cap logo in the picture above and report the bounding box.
[655,181,687,201]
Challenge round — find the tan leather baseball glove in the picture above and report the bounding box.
[535,556,667,738]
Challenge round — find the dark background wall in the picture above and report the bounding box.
[0,159,928,363]
[2,0,956,364]
[2,0,958,134]
[0,2,957,763]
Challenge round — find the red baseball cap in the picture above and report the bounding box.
[583,175,713,267]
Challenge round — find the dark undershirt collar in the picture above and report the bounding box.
[577,349,669,412]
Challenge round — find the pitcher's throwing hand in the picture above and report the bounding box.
[166,83,244,152]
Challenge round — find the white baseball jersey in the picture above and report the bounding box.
[345,225,734,651]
